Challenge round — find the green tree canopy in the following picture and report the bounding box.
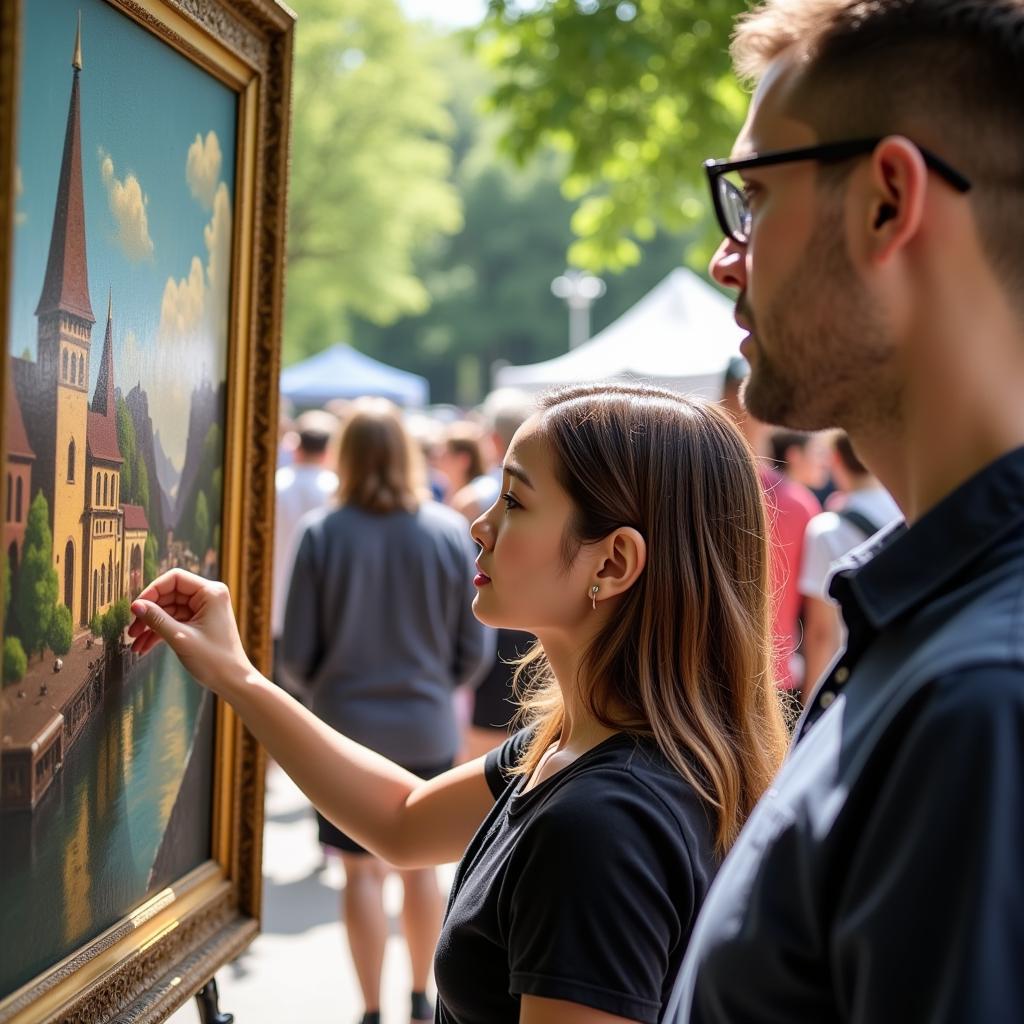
[116,396,151,512]
[3,636,26,686]
[15,492,59,658]
[194,492,210,557]
[101,598,131,647]
[353,39,697,403]
[144,534,158,586]
[48,604,73,658]
[479,0,748,270]
[284,0,463,364]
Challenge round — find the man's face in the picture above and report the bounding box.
[710,58,895,432]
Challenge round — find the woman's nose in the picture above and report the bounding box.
[470,511,493,550]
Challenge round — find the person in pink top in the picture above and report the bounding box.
[723,358,818,696]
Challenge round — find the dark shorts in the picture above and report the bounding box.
[317,760,453,856]
[470,629,534,730]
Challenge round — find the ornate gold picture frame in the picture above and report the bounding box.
[0,0,292,1020]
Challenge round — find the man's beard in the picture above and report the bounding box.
[741,205,896,432]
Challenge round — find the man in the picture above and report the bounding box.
[272,409,339,697]
[667,1,1024,1020]
[768,428,831,497]
[799,432,900,696]
[722,358,817,695]
[450,388,535,521]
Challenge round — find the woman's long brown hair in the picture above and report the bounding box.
[336,398,427,514]
[512,384,789,854]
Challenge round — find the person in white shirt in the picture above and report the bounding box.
[799,432,901,700]
[272,409,339,696]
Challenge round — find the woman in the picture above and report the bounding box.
[435,421,488,503]
[129,384,789,1024]
[281,398,493,1024]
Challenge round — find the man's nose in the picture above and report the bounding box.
[709,237,747,293]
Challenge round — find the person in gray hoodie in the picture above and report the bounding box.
[282,397,492,1024]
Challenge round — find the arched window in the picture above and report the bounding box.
[102,474,108,507]
[107,553,113,602]
[71,352,78,385]
[93,570,98,616]
[79,358,85,385]
[113,477,118,506]
[62,349,69,380]
[100,564,106,607]
[95,471,101,504]
[67,439,76,483]
[15,476,22,522]
[64,540,74,611]
[5,474,10,522]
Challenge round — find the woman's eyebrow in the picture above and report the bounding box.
[503,463,534,489]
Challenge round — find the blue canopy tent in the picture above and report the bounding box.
[280,343,429,408]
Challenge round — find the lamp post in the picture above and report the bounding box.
[551,269,606,350]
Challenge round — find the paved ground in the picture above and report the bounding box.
[169,764,454,1024]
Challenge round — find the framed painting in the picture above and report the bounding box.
[0,0,293,1020]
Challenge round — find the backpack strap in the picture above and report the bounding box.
[837,507,882,539]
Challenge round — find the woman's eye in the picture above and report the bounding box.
[501,491,520,511]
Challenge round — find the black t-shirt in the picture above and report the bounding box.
[434,729,719,1023]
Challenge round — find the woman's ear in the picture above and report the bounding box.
[593,527,647,600]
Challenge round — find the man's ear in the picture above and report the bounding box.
[592,527,647,600]
[864,135,929,264]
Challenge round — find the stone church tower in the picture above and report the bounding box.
[17,18,95,626]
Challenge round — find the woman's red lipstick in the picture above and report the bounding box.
[474,570,491,587]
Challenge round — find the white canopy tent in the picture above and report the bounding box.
[495,268,743,399]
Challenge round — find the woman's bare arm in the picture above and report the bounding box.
[520,996,637,1024]
[128,570,496,867]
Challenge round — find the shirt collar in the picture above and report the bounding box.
[829,445,1024,632]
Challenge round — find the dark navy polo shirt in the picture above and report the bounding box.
[665,446,1024,1023]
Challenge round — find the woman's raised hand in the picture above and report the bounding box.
[128,569,254,696]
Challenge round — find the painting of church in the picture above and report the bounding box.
[1,0,237,999]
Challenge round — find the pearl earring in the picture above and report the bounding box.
[590,585,599,610]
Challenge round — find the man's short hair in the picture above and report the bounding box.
[732,0,1024,299]
[769,429,810,468]
[480,388,536,450]
[295,409,337,456]
[833,431,868,476]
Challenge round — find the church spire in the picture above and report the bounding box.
[35,16,94,323]
[91,288,116,418]
[73,11,83,71]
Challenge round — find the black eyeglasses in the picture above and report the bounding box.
[703,138,972,246]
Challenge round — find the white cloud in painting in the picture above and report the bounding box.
[203,182,232,338]
[151,179,231,466]
[185,131,222,209]
[99,149,155,261]
[15,165,26,225]
[159,256,206,338]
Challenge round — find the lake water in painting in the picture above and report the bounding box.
[0,647,213,996]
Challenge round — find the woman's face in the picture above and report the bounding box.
[435,444,471,493]
[470,416,593,635]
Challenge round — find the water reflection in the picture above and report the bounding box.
[0,647,211,997]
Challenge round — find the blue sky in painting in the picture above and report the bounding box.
[10,0,236,469]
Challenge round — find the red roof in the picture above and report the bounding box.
[35,69,94,324]
[121,503,149,531]
[87,410,123,464]
[5,375,35,460]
